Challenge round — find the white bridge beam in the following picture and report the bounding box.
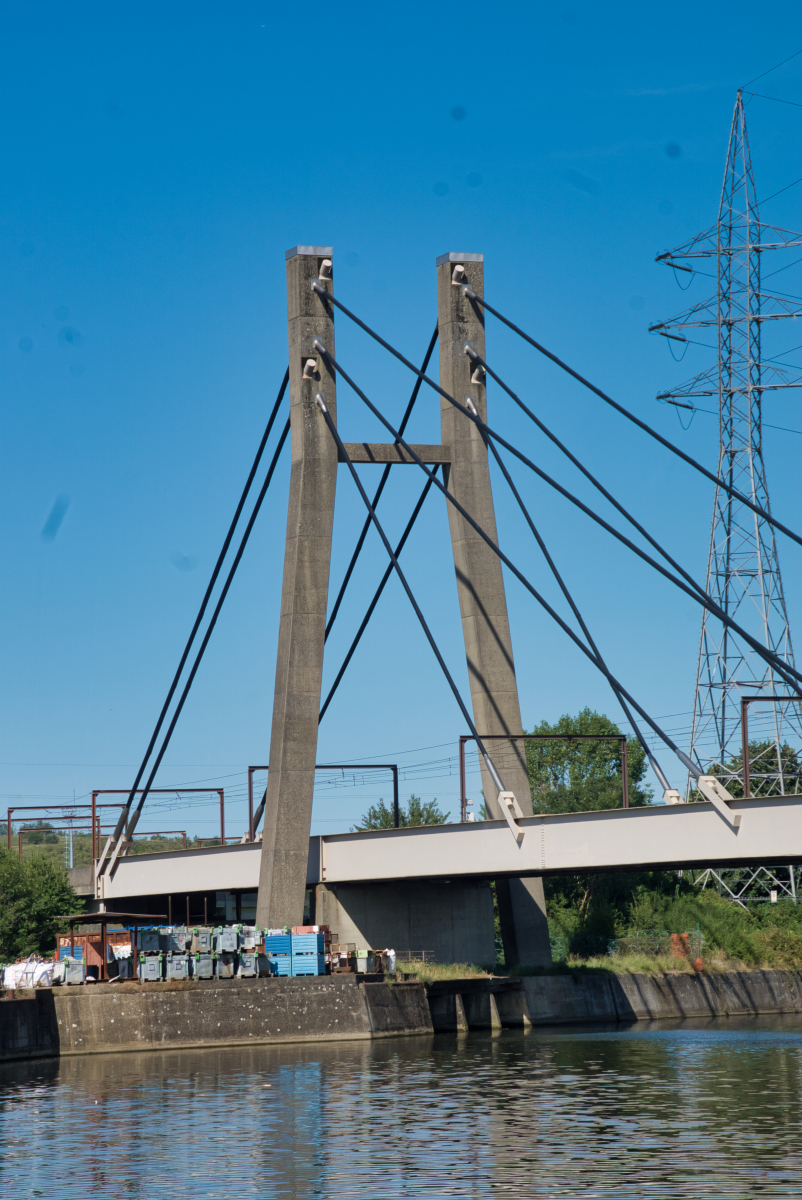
[98,796,802,902]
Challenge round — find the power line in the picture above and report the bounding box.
[746,91,802,109]
[742,49,802,88]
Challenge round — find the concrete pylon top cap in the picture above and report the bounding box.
[436,252,483,266]
[285,246,334,260]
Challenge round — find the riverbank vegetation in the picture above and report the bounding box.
[0,848,78,960]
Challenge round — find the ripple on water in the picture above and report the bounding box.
[1,1018,802,1198]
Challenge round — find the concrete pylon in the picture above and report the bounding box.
[255,247,337,930]
[437,252,551,967]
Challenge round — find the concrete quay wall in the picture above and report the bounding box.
[427,969,802,1030]
[0,977,433,1063]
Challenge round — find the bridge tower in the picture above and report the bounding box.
[255,247,551,965]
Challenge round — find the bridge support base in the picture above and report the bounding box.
[314,879,495,965]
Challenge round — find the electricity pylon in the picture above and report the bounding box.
[652,90,802,816]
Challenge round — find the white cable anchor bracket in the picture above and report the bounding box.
[498,790,525,844]
[696,775,742,830]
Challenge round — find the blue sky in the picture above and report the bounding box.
[3,3,802,839]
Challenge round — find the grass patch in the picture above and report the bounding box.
[399,960,492,984]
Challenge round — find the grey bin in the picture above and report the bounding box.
[217,927,238,953]
[169,928,189,953]
[191,953,214,979]
[64,960,85,985]
[191,928,213,953]
[166,953,189,981]
[215,953,237,979]
[137,956,162,983]
[138,929,160,954]
[239,929,256,950]
[238,952,257,978]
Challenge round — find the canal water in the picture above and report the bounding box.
[2,1017,802,1198]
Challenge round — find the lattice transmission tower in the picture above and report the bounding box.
[652,90,802,816]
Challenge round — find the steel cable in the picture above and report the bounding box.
[307,297,802,694]
[482,431,673,792]
[320,466,442,722]
[97,370,290,872]
[104,417,291,869]
[313,340,704,778]
[324,325,438,641]
[467,346,709,601]
[460,286,802,552]
[313,392,509,794]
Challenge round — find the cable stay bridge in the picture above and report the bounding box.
[78,242,802,965]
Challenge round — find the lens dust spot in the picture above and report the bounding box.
[450,106,466,121]
[665,142,682,158]
[58,326,84,348]
[170,551,199,573]
[41,494,71,543]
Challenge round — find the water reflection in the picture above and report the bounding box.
[1,1017,802,1198]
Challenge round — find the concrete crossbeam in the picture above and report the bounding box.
[339,443,451,465]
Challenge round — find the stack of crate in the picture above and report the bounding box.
[290,930,326,976]
[263,931,292,976]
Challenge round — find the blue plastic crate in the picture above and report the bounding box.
[291,954,326,977]
[264,935,292,955]
[266,955,291,977]
[291,933,325,954]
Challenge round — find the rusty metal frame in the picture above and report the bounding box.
[90,789,224,860]
[458,733,630,819]
[740,695,801,797]
[247,762,400,840]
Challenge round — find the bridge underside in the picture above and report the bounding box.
[94,796,802,904]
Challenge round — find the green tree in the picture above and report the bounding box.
[0,848,79,959]
[704,739,801,799]
[352,794,450,831]
[525,707,651,813]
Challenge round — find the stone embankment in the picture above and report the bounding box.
[0,976,431,1063]
[3,970,802,1063]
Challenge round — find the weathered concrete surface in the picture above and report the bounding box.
[425,970,802,1030]
[427,978,530,1031]
[315,879,495,964]
[521,969,802,1025]
[256,246,338,932]
[436,252,550,968]
[0,977,432,1062]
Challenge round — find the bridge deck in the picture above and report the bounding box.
[96,796,802,901]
